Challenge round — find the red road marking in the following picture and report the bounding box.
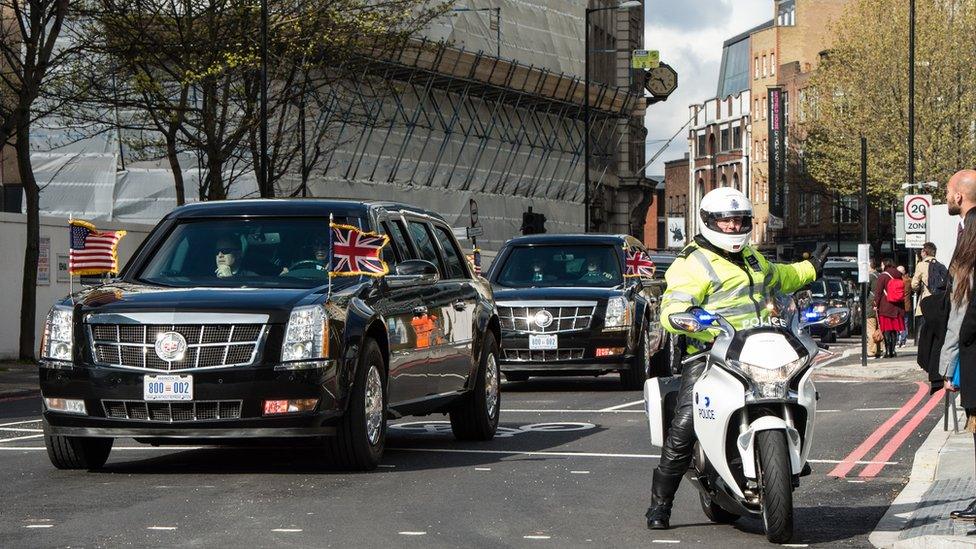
[858,388,946,478]
[827,381,928,478]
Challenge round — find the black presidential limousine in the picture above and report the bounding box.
[39,199,501,471]
[486,234,669,389]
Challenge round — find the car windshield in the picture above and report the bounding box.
[810,280,844,298]
[137,217,361,288]
[494,245,623,288]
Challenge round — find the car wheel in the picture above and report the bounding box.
[44,431,113,470]
[620,322,652,390]
[325,338,386,470]
[504,372,530,382]
[450,332,500,441]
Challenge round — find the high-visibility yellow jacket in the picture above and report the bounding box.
[662,236,817,347]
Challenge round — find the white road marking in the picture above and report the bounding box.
[0,427,43,432]
[651,540,680,544]
[398,531,427,536]
[0,434,43,442]
[0,446,207,451]
[570,471,590,474]
[147,526,177,531]
[855,407,902,412]
[0,420,41,427]
[848,480,867,484]
[501,409,642,414]
[24,524,53,529]
[391,447,659,459]
[524,535,551,540]
[598,399,645,412]
[816,410,841,413]
[271,529,303,533]
[783,544,810,547]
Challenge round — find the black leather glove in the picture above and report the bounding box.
[808,244,830,277]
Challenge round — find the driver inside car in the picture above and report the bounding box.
[280,237,329,276]
[214,236,255,278]
[644,187,828,531]
[578,253,612,283]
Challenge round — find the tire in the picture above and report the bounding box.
[325,338,386,470]
[44,433,113,470]
[757,430,794,544]
[699,492,740,524]
[504,372,530,382]
[450,332,501,441]
[620,323,652,389]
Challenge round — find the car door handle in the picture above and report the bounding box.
[453,300,467,311]
[413,306,428,315]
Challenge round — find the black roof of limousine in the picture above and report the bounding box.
[165,199,445,221]
[502,234,634,247]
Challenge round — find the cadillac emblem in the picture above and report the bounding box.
[533,310,554,329]
[154,331,188,362]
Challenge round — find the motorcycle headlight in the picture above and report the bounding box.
[729,356,807,398]
[42,306,73,362]
[281,305,329,362]
[604,297,631,330]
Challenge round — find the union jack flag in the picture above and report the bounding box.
[69,220,126,276]
[330,222,389,277]
[625,250,655,278]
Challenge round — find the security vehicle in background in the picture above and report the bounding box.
[797,277,857,342]
[645,293,848,543]
[486,234,667,389]
[648,251,678,281]
[39,199,501,471]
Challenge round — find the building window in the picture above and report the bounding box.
[732,172,740,191]
[783,91,790,124]
[755,56,760,79]
[697,133,707,156]
[762,55,768,77]
[770,53,776,76]
[732,126,742,149]
[762,96,767,119]
[833,195,860,224]
[811,194,821,224]
[778,0,796,26]
[720,127,730,151]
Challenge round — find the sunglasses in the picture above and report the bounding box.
[216,247,240,254]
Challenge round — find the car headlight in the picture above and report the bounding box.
[604,297,631,330]
[728,356,807,398]
[42,306,73,362]
[281,305,329,362]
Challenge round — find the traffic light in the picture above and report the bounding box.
[521,207,546,235]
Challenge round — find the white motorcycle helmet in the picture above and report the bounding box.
[699,187,753,253]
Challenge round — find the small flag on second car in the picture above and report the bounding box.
[329,221,390,277]
[624,249,655,278]
[69,220,126,275]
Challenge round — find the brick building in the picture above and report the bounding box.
[661,154,689,249]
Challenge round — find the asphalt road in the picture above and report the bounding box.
[0,364,940,548]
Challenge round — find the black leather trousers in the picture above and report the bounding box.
[650,357,708,506]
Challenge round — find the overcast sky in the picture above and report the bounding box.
[642,0,771,178]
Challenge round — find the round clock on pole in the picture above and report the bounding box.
[645,62,678,102]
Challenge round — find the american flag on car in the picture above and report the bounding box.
[69,220,126,275]
[330,222,389,277]
[624,249,654,278]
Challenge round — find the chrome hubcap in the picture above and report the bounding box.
[485,353,499,418]
[364,365,383,445]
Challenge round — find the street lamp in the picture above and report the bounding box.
[452,6,502,58]
[584,1,641,233]
[900,181,938,190]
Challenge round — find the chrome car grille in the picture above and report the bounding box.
[497,302,596,334]
[89,324,265,371]
[503,348,585,362]
[102,400,242,422]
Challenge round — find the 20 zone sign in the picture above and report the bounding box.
[904,194,931,233]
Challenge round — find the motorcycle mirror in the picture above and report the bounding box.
[669,312,708,333]
[823,308,850,328]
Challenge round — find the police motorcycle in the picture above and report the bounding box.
[644,293,847,544]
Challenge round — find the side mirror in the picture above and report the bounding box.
[385,259,439,288]
[669,312,710,333]
[801,307,849,329]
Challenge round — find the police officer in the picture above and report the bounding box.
[645,187,828,530]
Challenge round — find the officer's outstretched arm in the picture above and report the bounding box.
[772,258,818,294]
[661,256,712,339]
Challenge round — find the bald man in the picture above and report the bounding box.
[947,169,976,220]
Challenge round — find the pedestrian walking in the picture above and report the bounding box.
[874,258,906,358]
[866,259,883,359]
[897,266,911,347]
[912,242,947,343]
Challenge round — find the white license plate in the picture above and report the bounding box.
[144,374,193,401]
[529,334,558,350]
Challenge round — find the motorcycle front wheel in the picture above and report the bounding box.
[757,430,794,543]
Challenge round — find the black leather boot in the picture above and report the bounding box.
[646,469,682,530]
[950,499,976,519]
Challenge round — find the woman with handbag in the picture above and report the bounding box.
[874,258,907,358]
